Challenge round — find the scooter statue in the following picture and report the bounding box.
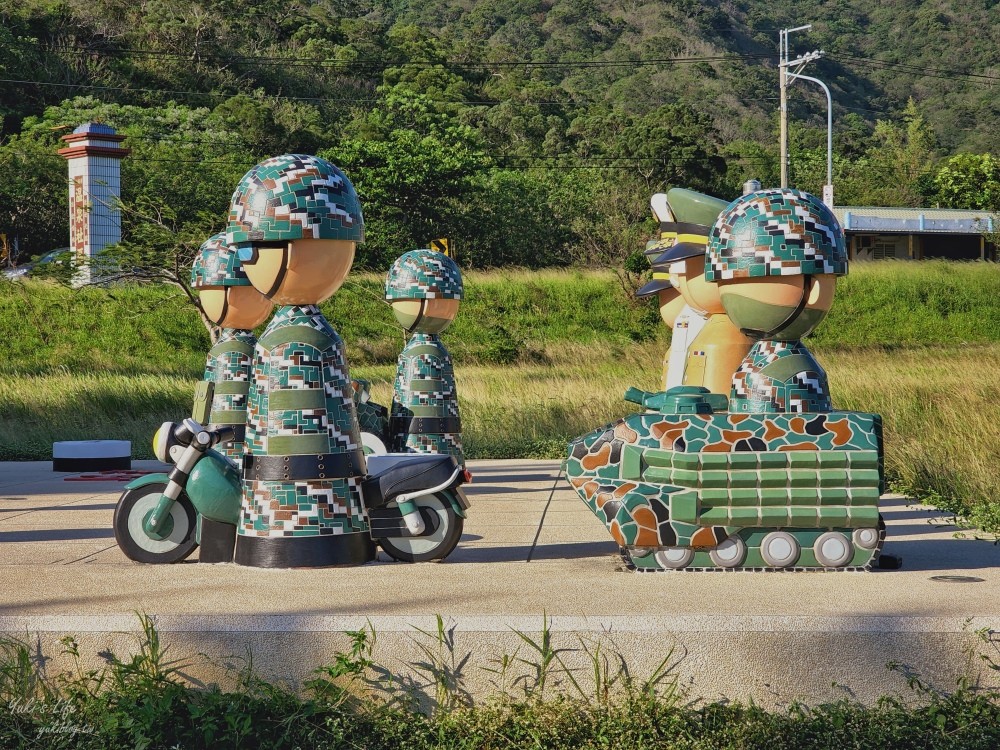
[113,419,470,564]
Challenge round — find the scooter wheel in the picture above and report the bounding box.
[378,493,463,563]
[113,483,198,564]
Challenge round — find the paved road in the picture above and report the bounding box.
[0,459,996,705]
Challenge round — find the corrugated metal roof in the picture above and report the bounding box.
[832,206,994,234]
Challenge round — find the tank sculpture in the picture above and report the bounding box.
[566,188,890,572]
[228,154,374,568]
[386,249,465,466]
[189,233,273,469]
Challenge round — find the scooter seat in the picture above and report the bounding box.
[362,455,460,508]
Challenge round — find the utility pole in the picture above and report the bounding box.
[778,25,820,189]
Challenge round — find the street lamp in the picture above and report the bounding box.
[779,25,835,207]
[787,71,834,208]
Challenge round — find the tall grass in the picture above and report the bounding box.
[827,344,1000,534]
[0,373,190,459]
[0,262,997,531]
[2,260,998,373]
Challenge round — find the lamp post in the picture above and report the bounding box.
[787,71,834,208]
[778,25,834,207]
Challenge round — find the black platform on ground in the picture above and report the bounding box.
[233,532,376,568]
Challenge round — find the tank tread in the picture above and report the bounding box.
[619,548,878,573]
[619,518,889,573]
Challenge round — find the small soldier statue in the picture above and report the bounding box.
[227,154,373,568]
[385,249,464,466]
[637,189,729,390]
[649,188,753,397]
[706,188,848,413]
[190,233,272,469]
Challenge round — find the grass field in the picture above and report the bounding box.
[0,260,997,533]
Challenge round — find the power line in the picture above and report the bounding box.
[0,78,379,103]
[0,78,598,107]
[36,43,775,70]
[829,53,1000,84]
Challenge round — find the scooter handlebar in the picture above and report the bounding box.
[210,426,237,446]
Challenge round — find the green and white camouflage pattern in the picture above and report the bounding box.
[352,378,389,444]
[202,329,256,468]
[730,340,832,414]
[227,154,364,245]
[191,232,252,288]
[385,249,463,300]
[565,391,885,572]
[241,304,369,539]
[706,188,848,281]
[390,333,464,465]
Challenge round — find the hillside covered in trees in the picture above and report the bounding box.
[2,0,1000,270]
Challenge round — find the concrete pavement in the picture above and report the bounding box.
[0,459,997,706]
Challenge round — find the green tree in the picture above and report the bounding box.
[0,133,67,260]
[567,104,725,194]
[324,89,491,269]
[933,153,1000,211]
[837,99,938,207]
[466,169,574,267]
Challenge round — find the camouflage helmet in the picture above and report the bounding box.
[190,232,251,288]
[706,188,847,281]
[385,249,463,301]
[226,154,364,248]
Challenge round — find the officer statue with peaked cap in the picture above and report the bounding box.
[640,188,751,395]
[385,249,465,466]
[190,232,273,470]
[226,154,374,567]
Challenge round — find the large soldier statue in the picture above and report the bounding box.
[189,233,272,469]
[227,154,373,568]
[385,249,465,466]
[706,188,848,414]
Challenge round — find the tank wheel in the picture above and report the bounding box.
[378,493,463,563]
[853,526,880,550]
[709,536,748,568]
[654,547,694,570]
[814,531,855,567]
[113,483,198,564]
[760,531,800,568]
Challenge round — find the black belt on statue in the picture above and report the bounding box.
[245,451,366,481]
[396,416,462,434]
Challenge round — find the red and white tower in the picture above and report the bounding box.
[57,123,129,283]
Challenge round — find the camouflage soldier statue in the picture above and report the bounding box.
[385,249,464,465]
[706,188,848,413]
[227,154,374,568]
[190,233,272,469]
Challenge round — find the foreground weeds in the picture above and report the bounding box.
[0,616,998,749]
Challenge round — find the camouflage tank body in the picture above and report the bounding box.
[565,387,885,571]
